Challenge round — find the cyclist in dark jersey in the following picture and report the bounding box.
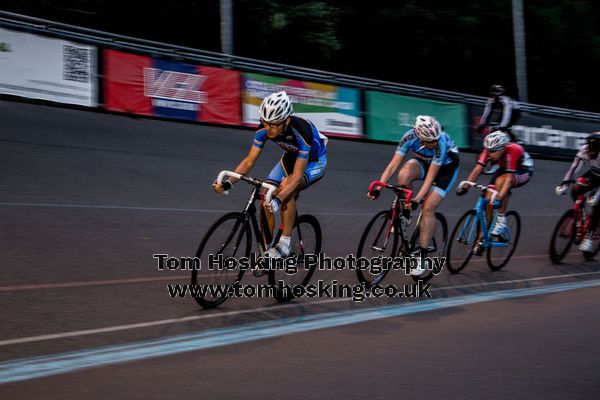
[555,132,600,252]
[477,84,520,142]
[212,91,327,258]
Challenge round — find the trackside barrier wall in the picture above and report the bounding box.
[469,106,599,159]
[1,16,599,160]
[0,27,97,107]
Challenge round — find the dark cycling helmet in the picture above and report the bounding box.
[490,84,506,96]
[587,132,600,152]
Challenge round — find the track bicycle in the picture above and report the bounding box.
[191,170,321,308]
[446,181,521,273]
[549,181,599,263]
[356,181,448,286]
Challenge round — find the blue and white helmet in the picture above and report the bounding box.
[259,91,293,123]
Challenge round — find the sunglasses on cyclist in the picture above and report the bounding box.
[261,119,285,129]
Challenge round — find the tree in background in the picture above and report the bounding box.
[3,0,599,111]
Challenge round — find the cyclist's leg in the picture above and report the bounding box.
[420,158,459,250]
[586,173,600,233]
[485,174,511,219]
[485,168,518,218]
[262,156,288,243]
[420,191,444,250]
[278,154,326,238]
[493,174,514,213]
[278,178,297,237]
[570,173,594,202]
[397,159,423,187]
[576,172,600,251]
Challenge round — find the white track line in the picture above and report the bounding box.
[0,202,562,217]
[1,270,599,347]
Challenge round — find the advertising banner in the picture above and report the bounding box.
[242,73,362,137]
[0,27,97,106]
[364,91,468,147]
[468,106,599,159]
[103,49,241,125]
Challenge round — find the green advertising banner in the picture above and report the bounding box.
[365,91,468,147]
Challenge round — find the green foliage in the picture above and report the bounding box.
[3,0,600,110]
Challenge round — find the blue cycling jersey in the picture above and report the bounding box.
[253,116,327,161]
[395,129,459,166]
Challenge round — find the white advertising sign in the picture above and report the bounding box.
[0,28,97,106]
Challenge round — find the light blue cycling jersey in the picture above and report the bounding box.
[395,129,459,166]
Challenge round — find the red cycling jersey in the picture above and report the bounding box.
[477,143,533,173]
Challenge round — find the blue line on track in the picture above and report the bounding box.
[1,279,599,384]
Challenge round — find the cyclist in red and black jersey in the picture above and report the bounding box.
[458,131,534,236]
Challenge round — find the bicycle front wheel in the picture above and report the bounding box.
[487,210,521,271]
[410,212,448,283]
[356,210,398,287]
[191,212,251,309]
[269,214,322,302]
[549,209,576,264]
[447,210,480,274]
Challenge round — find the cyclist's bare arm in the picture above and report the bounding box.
[379,153,404,185]
[415,163,440,202]
[464,164,484,187]
[562,156,582,183]
[276,157,308,202]
[368,153,404,198]
[213,146,262,193]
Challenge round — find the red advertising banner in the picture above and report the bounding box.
[103,49,241,125]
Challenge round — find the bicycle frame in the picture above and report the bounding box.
[559,180,598,242]
[457,181,511,249]
[368,181,415,253]
[217,170,278,255]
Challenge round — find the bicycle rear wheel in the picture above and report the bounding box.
[487,210,521,271]
[269,214,322,302]
[356,210,398,287]
[410,212,448,283]
[447,210,480,274]
[549,209,576,264]
[191,212,251,309]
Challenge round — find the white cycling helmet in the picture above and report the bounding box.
[484,131,510,151]
[414,115,441,142]
[259,91,293,123]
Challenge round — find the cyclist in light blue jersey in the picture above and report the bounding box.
[368,115,460,276]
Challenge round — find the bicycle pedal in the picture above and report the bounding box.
[472,242,484,256]
[253,269,267,277]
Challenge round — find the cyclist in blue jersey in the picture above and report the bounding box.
[213,91,328,258]
[368,115,460,276]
